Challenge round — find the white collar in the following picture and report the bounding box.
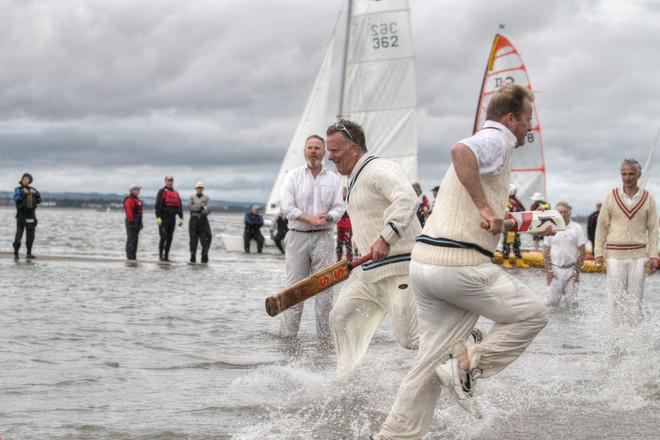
[620,186,641,200]
[482,120,517,147]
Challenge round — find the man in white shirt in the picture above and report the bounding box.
[279,135,345,340]
[374,84,548,440]
[543,201,586,308]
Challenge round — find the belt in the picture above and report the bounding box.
[552,263,576,269]
[290,229,330,233]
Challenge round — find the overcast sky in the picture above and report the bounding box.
[1,0,659,213]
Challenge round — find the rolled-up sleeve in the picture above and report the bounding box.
[373,164,418,246]
[280,171,302,221]
[326,176,345,223]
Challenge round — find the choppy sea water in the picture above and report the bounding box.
[1,208,659,440]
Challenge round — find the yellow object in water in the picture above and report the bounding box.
[493,251,605,273]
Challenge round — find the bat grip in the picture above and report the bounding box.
[348,252,373,270]
[480,219,516,231]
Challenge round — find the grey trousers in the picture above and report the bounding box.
[377,261,548,440]
[280,230,336,339]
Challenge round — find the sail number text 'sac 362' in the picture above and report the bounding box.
[371,22,399,49]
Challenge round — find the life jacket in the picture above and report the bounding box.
[124,195,143,223]
[161,189,181,208]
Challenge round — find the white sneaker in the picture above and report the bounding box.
[436,342,482,417]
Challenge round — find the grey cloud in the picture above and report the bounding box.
[2,0,660,214]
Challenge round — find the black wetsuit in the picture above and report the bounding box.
[155,187,183,261]
[272,215,288,254]
[587,209,600,252]
[12,184,41,256]
[189,193,212,263]
[243,212,265,253]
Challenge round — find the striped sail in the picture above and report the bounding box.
[474,33,547,205]
[339,0,418,181]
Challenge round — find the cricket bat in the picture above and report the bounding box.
[265,252,373,317]
[482,210,566,234]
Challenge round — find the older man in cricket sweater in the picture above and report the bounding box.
[595,158,658,326]
[326,119,420,373]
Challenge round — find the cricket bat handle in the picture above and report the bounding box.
[265,252,373,317]
[480,219,515,231]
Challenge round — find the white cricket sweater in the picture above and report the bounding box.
[346,154,421,283]
[412,128,514,266]
[594,188,658,260]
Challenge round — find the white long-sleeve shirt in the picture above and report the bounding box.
[279,164,345,231]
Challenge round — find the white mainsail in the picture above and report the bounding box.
[474,33,547,206]
[640,128,660,188]
[265,36,334,216]
[338,0,418,181]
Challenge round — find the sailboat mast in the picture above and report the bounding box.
[337,0,352,119]
[473,34,499,134]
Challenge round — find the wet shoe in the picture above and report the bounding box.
[515,259,529,268]
[190,254,196,264]
[436,342,482,417]
[502,259,512,269]
[201,255,208,264]
[26,253,36,259]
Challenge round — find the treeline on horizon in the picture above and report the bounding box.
[0,191,260,212]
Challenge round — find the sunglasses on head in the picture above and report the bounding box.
[331,123,354,142]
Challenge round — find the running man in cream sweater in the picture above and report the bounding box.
[594,158,658,326]
[326,119,420,373]
[374,84,548,440]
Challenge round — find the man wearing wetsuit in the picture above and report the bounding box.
[189,181,212,264]
[155,176,183,262]
[12,173,41,259]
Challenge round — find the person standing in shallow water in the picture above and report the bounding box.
[543,201,585,308]
[155,176,183,262]
[124,184,143,261]
[594,158,658,327]
[188,181,212,264]
[278,134,345,340]
[587,202,601,253]
[12,173,41,259]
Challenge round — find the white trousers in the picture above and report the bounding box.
[330,269,419,373]
[546,265,578,308]
[280,230,336,339]
[376,261,548,440]
[606,257,647,327]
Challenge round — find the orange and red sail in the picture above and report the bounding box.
[474,34,547,204]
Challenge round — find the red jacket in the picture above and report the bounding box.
[337,211,352,232]
[124,195,143,224]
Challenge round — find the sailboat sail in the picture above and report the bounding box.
[473,33,547,205]
[640,128,660,188]
[339,0,418,181]
[265,36,334,216]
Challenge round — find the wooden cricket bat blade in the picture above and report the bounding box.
[265,252,373,317]
[265,260,350,317]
